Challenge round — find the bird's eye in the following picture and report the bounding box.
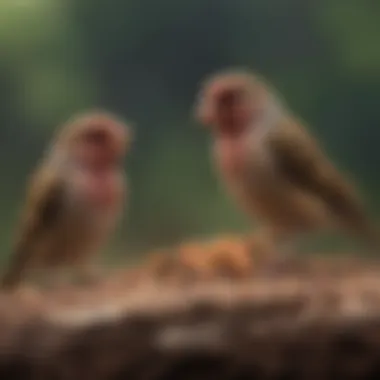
[218,91,239,106]
[84,129,107,145]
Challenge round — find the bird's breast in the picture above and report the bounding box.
[214,137,249,183]
[214,134,270,188]
[65,172,123,234]
[71,171,123,210]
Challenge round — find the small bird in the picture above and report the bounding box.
[1,111,131,290]
[195,68,379,259]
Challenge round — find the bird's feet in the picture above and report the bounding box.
[246,231,300,277]
[74,265,104,288]
[261,250,301,276]
[39,270,72,291]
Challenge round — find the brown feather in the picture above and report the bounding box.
[1,167,65,290]
[268,119,379,246]
[1,111,129,291]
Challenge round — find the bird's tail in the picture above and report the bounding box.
[1,252,29,291]
[0,233,35,291]
[363,225,380,255]
[348,219,380,255]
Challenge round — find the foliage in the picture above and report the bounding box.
[0,0,379,257]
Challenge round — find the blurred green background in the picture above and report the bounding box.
[0,0,380,265]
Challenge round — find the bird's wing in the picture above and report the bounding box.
[267,121,376,239]
[1,166,65,288]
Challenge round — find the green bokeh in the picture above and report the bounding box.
[0,0,379,266]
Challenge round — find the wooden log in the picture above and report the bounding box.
[0,253,380,380]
